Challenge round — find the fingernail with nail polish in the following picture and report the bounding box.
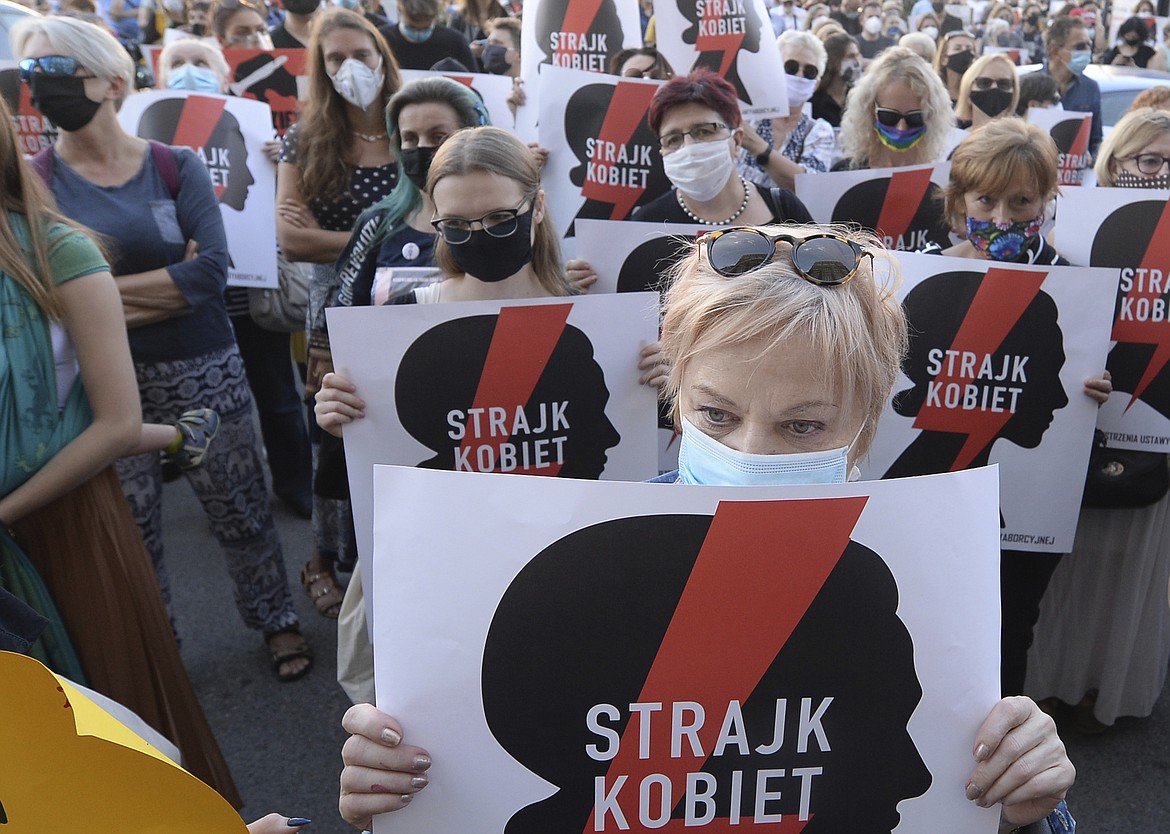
[400,794,413,805]
[974,742,989,761]
[965,781,983,800]
[382,727,402,746]
[411,775,428,789]
[413,754,431,771]
[287,818,312,827]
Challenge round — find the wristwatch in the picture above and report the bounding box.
[755,144,773,167]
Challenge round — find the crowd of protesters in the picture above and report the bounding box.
[3,0,1170,829]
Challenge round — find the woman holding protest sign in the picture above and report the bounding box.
[836,46,955,171]
[628,69,815,226]
[13,14,311,682]
[1026,106,1170,734]
[336,223,1078,833]
[276,7,401,620]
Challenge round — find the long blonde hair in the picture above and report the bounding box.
[1095,107,1170,186]
[298,8,401,202]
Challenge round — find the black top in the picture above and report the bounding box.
[855,33,896,59]
[1100,44,1157,69]
[629,182,814,224]
[377,23,476,70]
[269,24,306,49]
[811,87,844,127]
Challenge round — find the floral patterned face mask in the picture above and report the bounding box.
[965,214,1044,261]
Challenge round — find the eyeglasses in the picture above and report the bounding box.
[431,198,532,244]
[19,55,89,82]
[1066,40,1092,51]
[658,122,730,153]
[972,76,1014,92]
[874,106,925,128]
[784,59,818,79]
[1127,153,1170,175]
[697,227,871,286]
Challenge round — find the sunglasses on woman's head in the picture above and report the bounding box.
[784,59,818,79]
[19,55,86,82]
[698,227,871,286]
[874,106,926,128]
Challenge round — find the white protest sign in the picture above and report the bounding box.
[371,464,1003,834]
[1055,186,1170,451]
[119,90,278,289]
[861,251,1117,552]
[327,293,661,625]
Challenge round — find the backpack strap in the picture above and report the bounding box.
[28,141,180,201]
[30,146,54,186]
[147,140,181,200]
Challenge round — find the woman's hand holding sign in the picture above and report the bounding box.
[1082,370,1112,405]
[315,372,365,438]
[965,696,1074,827]
[340,704,431,830]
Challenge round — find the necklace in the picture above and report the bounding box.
[676,176,751,225]
[353,130,388,142]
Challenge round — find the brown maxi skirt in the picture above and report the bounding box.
[11,465,242,808]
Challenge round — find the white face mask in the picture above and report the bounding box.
[329,55,384,110]
[677,417,860,486]
[922,25,939,40]
[864,15,882,34]
[786,74,819,105]
[662,138,736,202]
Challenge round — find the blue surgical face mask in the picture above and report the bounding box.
[1066,50,1091,75]
[166,62,222,94]
[400,22,435,42]
[676,417,857,486]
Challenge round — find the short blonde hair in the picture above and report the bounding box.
[899,31,937,63]
[944,117,1058,231]
[11,15,135,95]
[157,38,230,89]
[954,53,1020,122]
[1095,107,1170,186]
[839,47,955,167]
[659,224,908,458]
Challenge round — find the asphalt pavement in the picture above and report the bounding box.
[159,475,1170,833]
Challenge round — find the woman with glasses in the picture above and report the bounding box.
[12,15,312,685]
[836,46,955,170]
[737,31,838,191]
[629,69,814,226]
[1028,107,1170,735]
[277,8,401,623]
[954,53,1019,130]
[933,29,977,104]
[336,223,1078,834]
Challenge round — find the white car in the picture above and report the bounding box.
[1019,62,1170,127]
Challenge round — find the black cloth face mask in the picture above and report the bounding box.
[401,145,438,191]
[970,87,1014,117]
[30,75,102,132]
[446,206,535,283]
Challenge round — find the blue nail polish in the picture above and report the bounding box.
[287,818,312,827]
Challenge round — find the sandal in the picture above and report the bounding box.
[266,628,313,683]
[301,561,344,619]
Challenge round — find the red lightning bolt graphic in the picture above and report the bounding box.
[443,74,475,88]
[873,167,934,245]
[556,0,605,66]
[913,267,1047,470]
[458,304,572,474]
[173,95,228,199]
[583,497,868,833]
[1058,116,1091,186]
[694,0,746,76]
[1111,200,1170,410]
[580,82,659,219]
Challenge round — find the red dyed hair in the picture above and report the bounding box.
[647,68,742,134]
